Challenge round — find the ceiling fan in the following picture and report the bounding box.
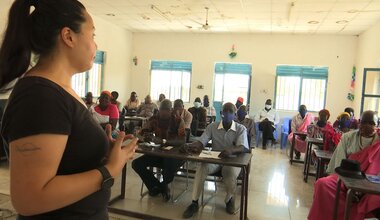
[190,7,211,30]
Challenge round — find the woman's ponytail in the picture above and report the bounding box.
[0,0,33,92]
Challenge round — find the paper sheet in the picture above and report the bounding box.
[198,150,221,159]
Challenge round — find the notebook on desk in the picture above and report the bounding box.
[366,174,380,184]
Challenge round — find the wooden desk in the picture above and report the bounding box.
[313,149,332,180]
[289,131,307,165]
[109,145,252,220]
[303,137,324,182]
[334,174,380,220]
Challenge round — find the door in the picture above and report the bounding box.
[213,73,251,121]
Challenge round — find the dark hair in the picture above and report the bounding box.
[194,97,201,103]
[173,99,184,108]
[0,0,86,92]
[111,91,119,99]
[344,107,354,115]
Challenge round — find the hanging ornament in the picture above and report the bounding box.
[229,44,237,59]
[347,66,355,101]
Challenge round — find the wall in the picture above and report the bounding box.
[131,33,357,120]
[91,16,132,103]
[355,21,380,115]
[0,10,133,102]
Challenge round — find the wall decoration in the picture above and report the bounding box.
[229,44,237,59]
[347,66,355,101]
[133,56,138,66]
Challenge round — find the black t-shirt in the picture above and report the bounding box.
[1,77,110,219]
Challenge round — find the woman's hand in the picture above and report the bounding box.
[105,125,138,177]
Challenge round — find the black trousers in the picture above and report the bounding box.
[132,155,184,191]
[258,120,275,146]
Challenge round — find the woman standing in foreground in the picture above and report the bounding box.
[0,0,138,219]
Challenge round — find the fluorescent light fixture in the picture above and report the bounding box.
[308,21,319,24]
[336,20,349,24]
[151,5,171,22]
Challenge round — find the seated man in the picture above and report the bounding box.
[236,105,256,148]
[203,95,216,123]
[124,91,140,115]
[182,102,248,218]
[254,99,279,149]
[288,104,314,159]
[308,111,380,220]
[307,109,337,151]
[132,99,186,202]
[84,92,95,109]
[188,97,207,136]
[173,99,193,140]
[137,95,158,118]
[90,91,119,129]
[110,91,122,111]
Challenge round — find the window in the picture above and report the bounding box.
[72,51,104,97]
[214,63,252,104]
[150,60,191,102]
[275,65,328,111]
[361,68,380,114]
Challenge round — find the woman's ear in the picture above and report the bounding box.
[60,27,75,48]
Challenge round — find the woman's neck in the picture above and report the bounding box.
[26,55,74,89]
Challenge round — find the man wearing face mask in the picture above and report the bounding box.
[203,95,216,122]
[254,99,280,149]
[236,105,256,149]
[182,103,249,218]
[333,107,359,130]
[308,110,380,220]
[188,97,207,136]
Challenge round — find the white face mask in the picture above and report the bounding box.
[194,102,201,108]
[265,104,272,109]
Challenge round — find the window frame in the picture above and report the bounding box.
[360,67,380,115]
[72,51,105,98]
[149,60,192,103]
[274,65,328,112]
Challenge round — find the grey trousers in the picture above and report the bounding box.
[191,162,241,203]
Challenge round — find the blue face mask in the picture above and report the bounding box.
[237,109,247,120]
[222,112,235,123]
[299,110,307,119]
[340,120,351,129]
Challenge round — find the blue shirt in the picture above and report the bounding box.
[199,121,249,151]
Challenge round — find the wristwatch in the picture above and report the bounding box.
[96,166,114,190]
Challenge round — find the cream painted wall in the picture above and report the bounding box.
[91,15,132,103]
[131,33,357,120]
[355,21,380,115]
[0,12,133,102]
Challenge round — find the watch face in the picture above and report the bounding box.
[103,177,114,189]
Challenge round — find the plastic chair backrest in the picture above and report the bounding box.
[282,117,291,133]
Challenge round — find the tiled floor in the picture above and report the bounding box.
[0,145,316,220]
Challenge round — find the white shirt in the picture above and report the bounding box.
[254,108,280,125]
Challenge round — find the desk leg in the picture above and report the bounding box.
[244,165,250,220]
[290,134,295,164]
[333,179,341,220]
[344,189,354,220]
[121,164,127,199]
[303,143,312,182]
[316,158,321,180]
[240,166,246,220]
[303,142,310,175]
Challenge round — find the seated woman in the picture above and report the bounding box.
[91,91,119,130]
[188,97,207,136]
[308,111,380,220]
[333,107,359,130]
[288,105,314,159]
[132,99,186,202]
[307,109,336,151]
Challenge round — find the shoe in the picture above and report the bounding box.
[226,197,236,214]
[295,152,301,160]
[148,186,160,197]
[183,202,199,218]
[271,140,278,146]
[161,186,171,202]
[262,145,267,150]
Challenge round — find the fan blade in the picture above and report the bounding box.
[189,18,204,26]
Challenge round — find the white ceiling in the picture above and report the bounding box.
[1,0,380,35]
[80,0,380,35]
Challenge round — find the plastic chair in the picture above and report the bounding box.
[255,122,278,147]
[280,118,292,149]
